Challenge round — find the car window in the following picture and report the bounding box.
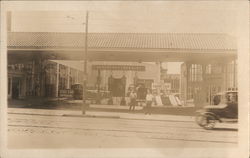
[213,95,221,105]
[226,92,237,103]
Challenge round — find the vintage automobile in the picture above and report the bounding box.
[195,91,238,130]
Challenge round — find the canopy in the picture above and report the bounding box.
[8,32,237,63]
[50,60,84,71]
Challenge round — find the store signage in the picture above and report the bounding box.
[92,65,145,71]
[59,89,73,97]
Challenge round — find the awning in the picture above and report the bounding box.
[49,60,158,72]
[50,60,84,71]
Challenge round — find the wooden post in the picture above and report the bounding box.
[222,62,226,92]
[200,64,207,106]
[97,69,101,93]
[32,60,35,96]
[67,67,70,89]
[233,60,236,88]
[55,63,59,97]
[185,62,190,106]
[225,62,228,91]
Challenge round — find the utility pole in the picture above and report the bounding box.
[82,11,89,115]
[233,60,236,89]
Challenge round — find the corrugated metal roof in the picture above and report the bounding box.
[8,32,237,50]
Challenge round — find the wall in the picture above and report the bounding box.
[87,61,161,94]
[180,60,238,106]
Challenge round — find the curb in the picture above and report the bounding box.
[8,112,63,117]
[119,117,194,123]
[62,114,120,119]
[9,111,194,123]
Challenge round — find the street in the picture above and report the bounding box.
[8,108,238,148]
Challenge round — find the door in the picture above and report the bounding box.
[8,77,12,99]
[110,78,126,97]
[12,77,20,99]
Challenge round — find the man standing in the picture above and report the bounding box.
[129,90,137,111]
[145,89,154,115]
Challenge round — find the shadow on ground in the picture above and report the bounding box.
[212,128,238,132]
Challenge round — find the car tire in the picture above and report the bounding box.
[196,114,216,130]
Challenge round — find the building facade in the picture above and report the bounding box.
[163,74,180,94]
[8,32,237,107]
[8,60,161,101]
[180,60,237,106]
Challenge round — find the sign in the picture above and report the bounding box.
[92,65,145,71]
[59,89,73,97]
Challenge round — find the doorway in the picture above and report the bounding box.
[12,77,20,99]
[109,78,126,97]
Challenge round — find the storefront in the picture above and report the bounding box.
[180,60,237,107]
[91,62,160,96]
[42,60,160,104]
[8,32,237,106]
[8,64,27,99]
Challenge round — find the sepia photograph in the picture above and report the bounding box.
[0,1,249,158]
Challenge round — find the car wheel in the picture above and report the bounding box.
[196,114,216,130]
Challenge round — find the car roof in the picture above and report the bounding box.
[215,91,237,95]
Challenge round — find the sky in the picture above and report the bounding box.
[8,1,241,74]
[11,2,238,35]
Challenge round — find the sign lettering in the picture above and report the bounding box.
[92,65,145,71]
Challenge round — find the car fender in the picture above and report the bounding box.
[196,111,221,122]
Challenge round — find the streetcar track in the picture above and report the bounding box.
[8,114,237,134]
[8,124,237,144]
[8,113,208,131]
[8,119,236,135]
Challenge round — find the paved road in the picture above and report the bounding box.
[8,112,237,149]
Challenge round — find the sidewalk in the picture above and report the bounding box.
[9,98,197,116]
[8,108,195,122]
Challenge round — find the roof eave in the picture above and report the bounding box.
[7,46,237,54]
